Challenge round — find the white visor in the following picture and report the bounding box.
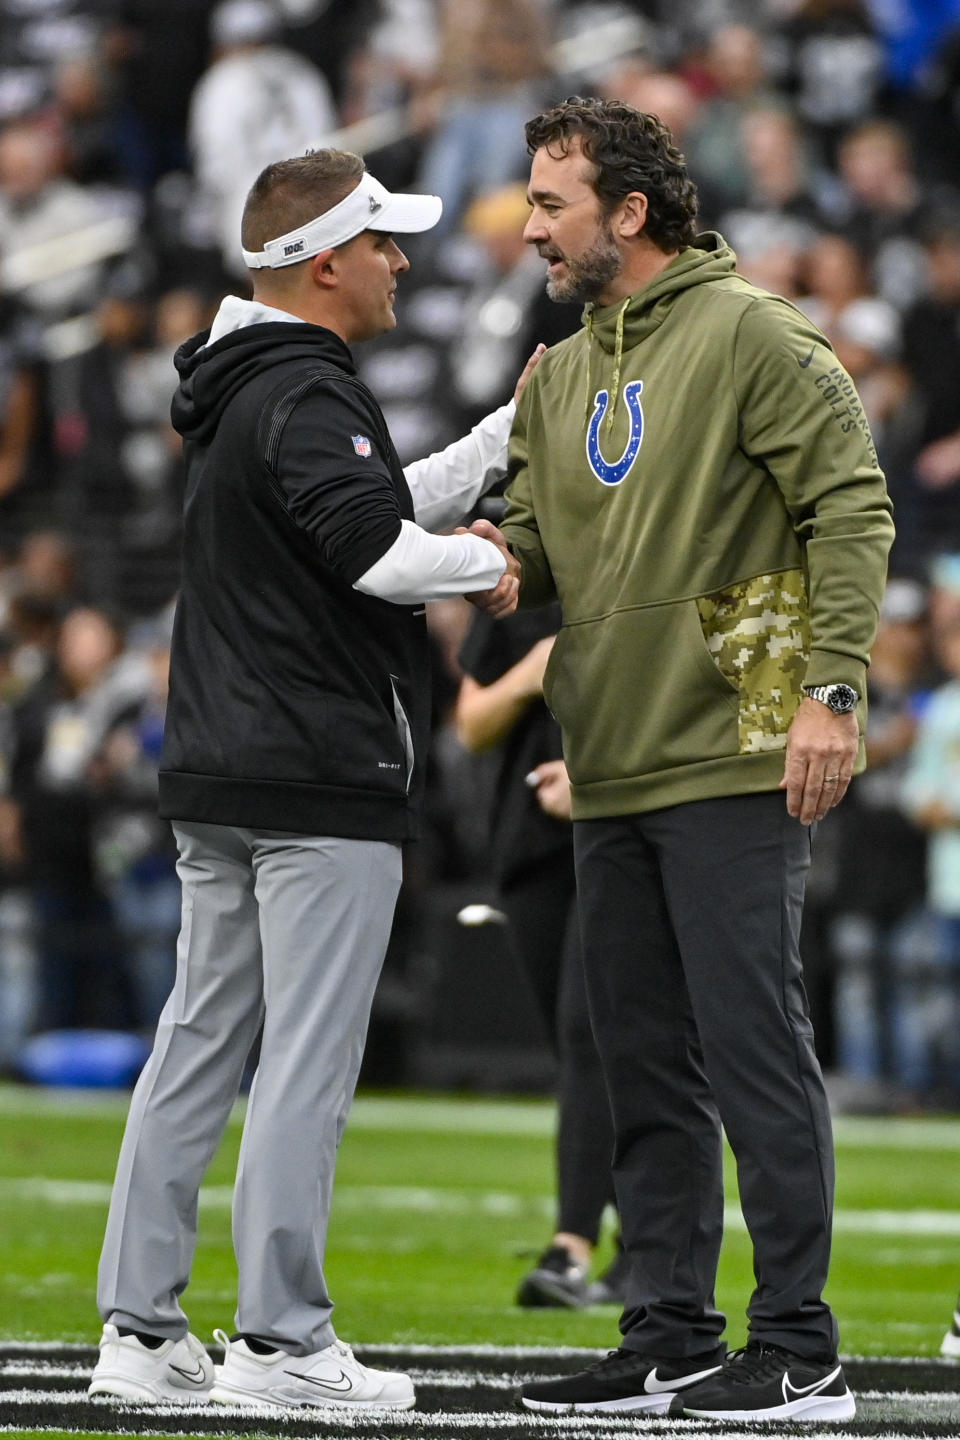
[241,171,442,269]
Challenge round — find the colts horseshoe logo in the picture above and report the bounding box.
[586,380,644,486]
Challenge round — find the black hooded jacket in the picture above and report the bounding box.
[158,318,432,842]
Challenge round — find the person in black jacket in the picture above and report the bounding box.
[89,148,531,1413]
[456,607,626,1310]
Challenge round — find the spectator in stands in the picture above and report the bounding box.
[416,0,552,237]
[188,0,338,276]
[901,614,960,1101]
[51,47,128,188]
[104,0,215,189]
[828,579,932,1091]
[9,605,151,1033]
[683,24,783,219]
[0,0,104,128]
[605,69,701,157]
[717,109,836,297]
[897,211,960,574]
[88,611,178,1030]
[727,106,841,234]
[772,0,887,165]
[335,0,439,194]
[835,120,938,310]
[276,0,383,115]
[725,213,810,300]
[51,282,206,615]
[0,118,125,324]
[910,19,960,190]
[3,590,63,701]
[16,530,78,607]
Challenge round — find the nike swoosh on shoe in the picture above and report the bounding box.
[644,1363,722,1394]
[283,1368,354,1394]
[782,1364,842,1402]
[170,1362,207,1384]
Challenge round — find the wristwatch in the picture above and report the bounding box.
[803,683,859,714]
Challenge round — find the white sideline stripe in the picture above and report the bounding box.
[0,1391,888,1438]
[0,1390,662,1426]
[0,1430,862,1440]
[859,1390,960,1401]
[3,1176,960,1237]
[2,1084,960,1150]
[0,1391,950,1440]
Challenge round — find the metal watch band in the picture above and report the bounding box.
[803,683,859,713]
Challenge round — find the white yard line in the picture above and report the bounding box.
[1,1084,959,1149]
[3,1175,960,1237]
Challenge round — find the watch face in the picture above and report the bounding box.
[829,684,858,713]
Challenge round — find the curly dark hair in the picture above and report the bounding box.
[524,96,699,252]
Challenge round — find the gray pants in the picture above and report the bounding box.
[96,821,402,1354]
[574,792,838,1362]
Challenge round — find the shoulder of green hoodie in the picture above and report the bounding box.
[503,234,895,693]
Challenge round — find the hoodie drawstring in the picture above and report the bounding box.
[583,299,631,432]
[607,298,629,433]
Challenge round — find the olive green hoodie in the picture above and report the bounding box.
[502,233,895,819]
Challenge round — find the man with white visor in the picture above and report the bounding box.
[88,150,533,1412]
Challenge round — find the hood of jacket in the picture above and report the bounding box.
[585,231,738,352]
[171,308,356,447]
[580,232,739,424]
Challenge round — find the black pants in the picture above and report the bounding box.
[501,849,616,1244]
[574,792,837,1361]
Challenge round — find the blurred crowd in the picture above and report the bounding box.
[3,0,960,1103]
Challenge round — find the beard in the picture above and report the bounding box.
[544,220,623,304]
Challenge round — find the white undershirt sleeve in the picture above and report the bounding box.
[403,402,514,533]
[353,519,506,605]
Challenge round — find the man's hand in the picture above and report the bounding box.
[526,758,572,820]
[458,517,521,618]
[513,343,547,405]
[779,697,859,824]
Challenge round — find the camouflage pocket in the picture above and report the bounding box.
[696,570,810,754]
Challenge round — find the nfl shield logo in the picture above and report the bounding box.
[352,434,373,458]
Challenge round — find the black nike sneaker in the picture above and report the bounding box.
[667,1341,856,1421]
[516,1244,589,1308]
[519,1346,725,1413]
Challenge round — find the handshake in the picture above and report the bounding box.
[456,518,521,619]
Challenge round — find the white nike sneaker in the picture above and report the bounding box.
[209,1329,415,1410]
[88,1323,214,1403]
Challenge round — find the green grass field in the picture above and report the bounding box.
[1,1084,957,1355]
